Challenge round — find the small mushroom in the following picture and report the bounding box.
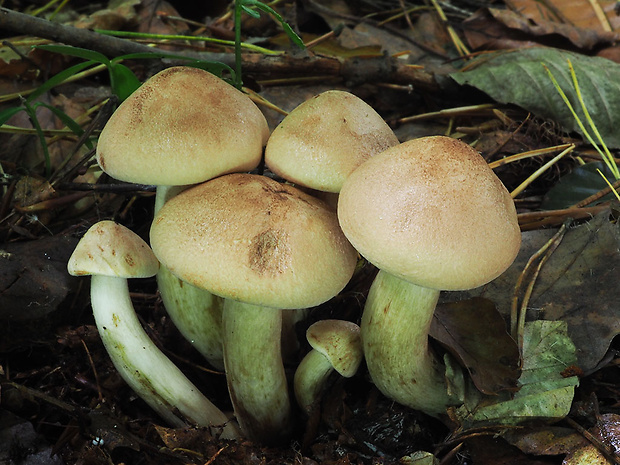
[96,66,269,369]
[265,90,398,205]
[150,173,358,444]
[338,136,521,416]
[67,220,238,439]
[294,319,363,414]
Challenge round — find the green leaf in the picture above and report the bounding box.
[541,162,617,210]
[0,106,25,126]
[453,320,578,429]
[450,48,620,148]
[108,63,142,101]
[26,61,96,103]
[22,101,52,178]
[241,4,261,18]
[242,0,305,49]
[35,102,93,150]
[35,44,111,65]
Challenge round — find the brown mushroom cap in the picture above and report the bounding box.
[306,319,362,377]
[68,220,159,278]
[96,66,269,186]
[265,90,399,193]
[150,173,358,309]
[338,136,521,291]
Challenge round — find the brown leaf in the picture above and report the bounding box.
[507,0,620,33]
[503,426,589,455]
[464,7,619,51]
[450,210,620,373]
[430,297,521,395]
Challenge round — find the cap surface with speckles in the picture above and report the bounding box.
[68,220,159,278]
[150,173,358,309]
[338,136,521,291]
[96,66,269,186]
[265,90,399,193]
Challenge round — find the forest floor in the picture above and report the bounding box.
[1,0,620,464]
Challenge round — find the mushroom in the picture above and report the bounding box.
[294,319,363,414]
[337,136,521,416]
[265,89,398,205]
[150,173,358,443]
[67,220,238,438]
[96,66,270,369]
[96,66,268,186]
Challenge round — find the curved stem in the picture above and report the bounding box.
[361,269,451,416]
[91,274,239,439]
[222,300,292,444]
[293,349,333,414]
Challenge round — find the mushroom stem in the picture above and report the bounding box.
[361,270,451,416]
[222,299,292,444]
[294,349,337,414]
[155,185,225,370]
[156,266,225,370]
[90,274,239,439]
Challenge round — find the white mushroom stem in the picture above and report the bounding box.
[155,185,225,370]
[361,270,452,416]
[222,299,292,444]
[90,274,239,439]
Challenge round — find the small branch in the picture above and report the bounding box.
[0,7,439,91]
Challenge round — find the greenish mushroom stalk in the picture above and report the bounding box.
[222,300,291,444]
[360,271,449,415]
[68,221,239,439]
[155,185,225,369]
[294,319,363,414]
[150,174,358,444]
[338,136,521,417]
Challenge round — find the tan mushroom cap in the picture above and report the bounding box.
[306,319,363,377]
[338,136,521,291]
[150,173,358,309]
[265,90,399,193]
[96,66,269,186]
[68,220,159,278]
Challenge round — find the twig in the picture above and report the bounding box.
[0,7,439,91]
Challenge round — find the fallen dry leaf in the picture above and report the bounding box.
[463,7,619,50]
[448,210,620,373]
[430,297,521,395]
[506,0,620,33]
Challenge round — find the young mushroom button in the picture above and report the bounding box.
[67,221,238,439]
[150,173,358,444]
[294,319,363,414]
[337,136,521,417]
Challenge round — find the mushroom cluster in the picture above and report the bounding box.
[68,68,521,446]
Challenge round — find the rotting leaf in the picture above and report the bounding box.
[563,414,620,465]
[448,209,620,373]
[451,320,578,429]
[430,297,521,395]
[502,426,589,456]
[450,47,620,148]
